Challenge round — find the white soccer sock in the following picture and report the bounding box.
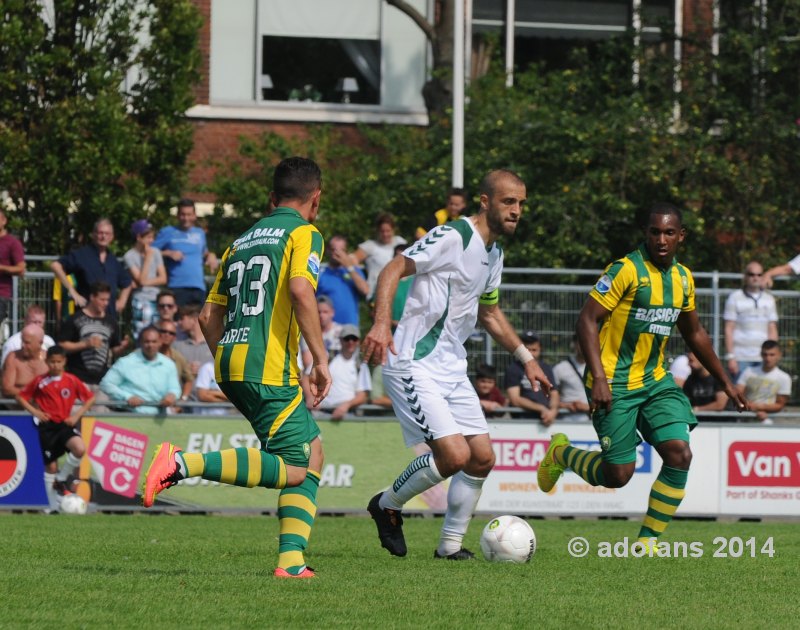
[437,471,486,556]
[56,453,81,482]
[44,472,58,510]
[380,453,444,510]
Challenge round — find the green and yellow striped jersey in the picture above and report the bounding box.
[587,244,696,391]
[206,207,324,386]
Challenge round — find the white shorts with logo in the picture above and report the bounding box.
[383,366,488,447]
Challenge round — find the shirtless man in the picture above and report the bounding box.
[2,324,48,397]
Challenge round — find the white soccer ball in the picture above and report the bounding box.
[480,515,536,563]
[60,494,88,515]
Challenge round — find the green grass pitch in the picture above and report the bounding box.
[2,513,799,628]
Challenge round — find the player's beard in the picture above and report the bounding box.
[487,209,517,237]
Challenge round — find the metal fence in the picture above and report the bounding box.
[9,265,800,402]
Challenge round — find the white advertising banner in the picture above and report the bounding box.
[477,423,800,518]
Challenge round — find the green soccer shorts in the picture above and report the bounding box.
[589,375,696,465]
[219,381,320,467]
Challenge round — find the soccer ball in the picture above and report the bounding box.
[480,515,536,563]
[60,494,88,515]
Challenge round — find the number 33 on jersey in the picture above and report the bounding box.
[206,207,324,387]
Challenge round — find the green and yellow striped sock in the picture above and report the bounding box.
[555,445,607,487]
[179,448,287,488]
[277,470,320,576]
[638,465,688,541]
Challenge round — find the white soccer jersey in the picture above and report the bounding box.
[723,289,779,362]
[387,218,502,381]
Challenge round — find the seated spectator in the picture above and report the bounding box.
[352,213,407,300]
[155,289,184,339]
[504,331,560,425]
[2,324,48,399]
[1,304,55,367]
[315,324,371,420]
[15,346,94,511]
[473,363,507,418]
[194,361,231,416]
[99,326,181,415]
[175,303,214,378]
[553,334,590,421]
[736,340,792,424]
[683,351,728,413]
[124,219,167,339]
[155,318,194,405]
[57,281,130,407]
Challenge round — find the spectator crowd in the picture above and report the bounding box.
[1,204,798,429]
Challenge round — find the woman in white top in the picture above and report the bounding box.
[353,213,407,300]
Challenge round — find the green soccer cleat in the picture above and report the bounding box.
[142,442,182,508]
[537,433,570,493]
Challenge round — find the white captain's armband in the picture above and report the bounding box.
[479,288,499,305]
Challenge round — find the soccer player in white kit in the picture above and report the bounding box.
[362,169,552,559]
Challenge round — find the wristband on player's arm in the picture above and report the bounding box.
[513,344,535,364]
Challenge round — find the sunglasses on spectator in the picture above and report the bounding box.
[746,272,763,277]
[158,303,177,309]
[342,336,360,342]
[157,329,177,335]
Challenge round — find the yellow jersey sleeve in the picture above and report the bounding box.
[288,225,324,289]
[206,247,230,306]
[589,259,635,312]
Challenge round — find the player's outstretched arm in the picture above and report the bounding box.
[478,303,551,394]
[577,297,612,413]
[677,310,748,412]
[362,255,414,365]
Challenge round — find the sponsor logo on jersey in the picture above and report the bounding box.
[634,307,680,323]
[682,276,689,291]
[303,442,311,459]
[60,388,71,399]
[638,276,650,287]
[0,425,27,498]
[307,252,320,276]
[595,274,612,294]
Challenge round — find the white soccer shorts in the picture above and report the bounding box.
[383,367,488,447]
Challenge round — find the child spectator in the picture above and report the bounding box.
[15,345,95,511]
[473,363,507,418]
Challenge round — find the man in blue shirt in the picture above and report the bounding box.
[153,199,218,306]
[99,326,181,415]
[317,234,369,326]
[50,218,132,317]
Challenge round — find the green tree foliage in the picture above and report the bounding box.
[0,0,201,256]
[207,1,800,273]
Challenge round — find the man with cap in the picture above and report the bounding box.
[504,330,560,425]
[124,219,167,338]
[314,323,371,420]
